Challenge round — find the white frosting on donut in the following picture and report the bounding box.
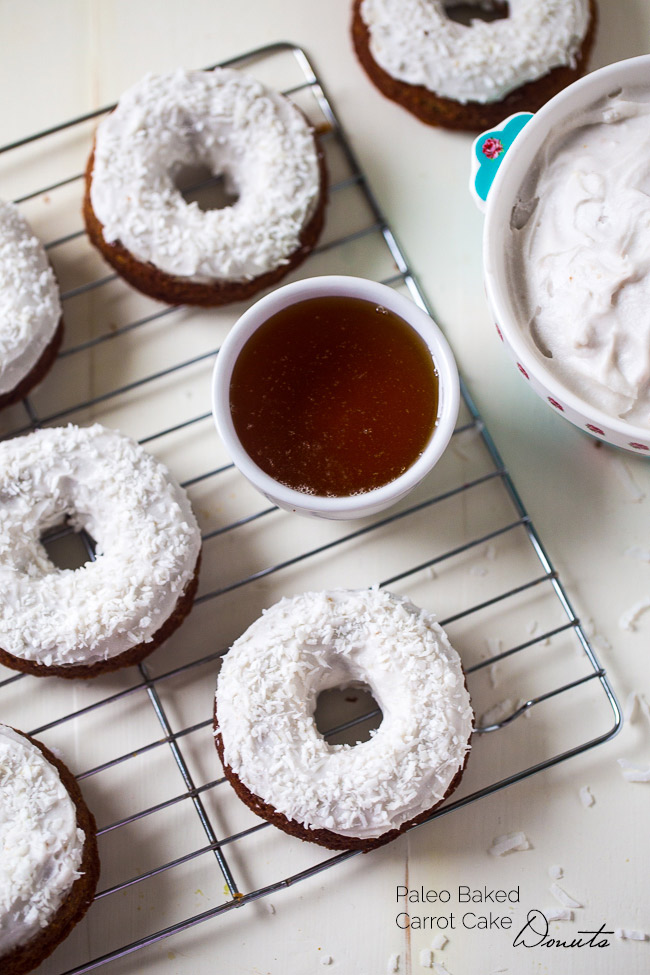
[0,725,85,955]
[216,589,473,840]
[89,68,321,283]
[359,0,591,104]
[0,424,201,668]
[0,199,61,397]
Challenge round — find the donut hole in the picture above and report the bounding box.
[41,519,97,570]
[444,1,509,25]
[173,162,239,212]
[314,682,383,747]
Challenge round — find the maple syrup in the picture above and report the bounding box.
[229,295,439,497]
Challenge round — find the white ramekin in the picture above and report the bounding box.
[212,275,460,518]
[470,55,650,455]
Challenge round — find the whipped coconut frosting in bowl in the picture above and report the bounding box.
[475,54,650,453]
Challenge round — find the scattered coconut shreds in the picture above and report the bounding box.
[526,619,540,636]
[592,632,612,652]
[489,831,531,856]
[619,597,650,632]
[266,902,275,915]
[639,694,650,724]
[480,699,514,728]
[617,758,650,782]
[548,864,564,880]
[624,691,639,722]
[613,457,646,502]
[545,907,574,922]
[433,964,450,975]
[615,928,649,941]
[419,948,433,968]
[625,544,650,563]
[431,933,448,951]
[387,953,400,974]
[320,955,333,966]
[487,636,503,657]
[579,785,595,807]
[549,883,583,909]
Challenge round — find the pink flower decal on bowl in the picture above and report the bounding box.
[629,442,649,451]
[586,423,604,436]
[517,363,529,379]
[482,137,503,159]
[548,397,564,411]
[472,113,533,205]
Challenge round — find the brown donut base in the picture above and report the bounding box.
[1,728,100,975]
[82,131,328,307]
[351,0,598,132]
[0,317,64,411]
[214,698,471,853]
[0,551,201,680]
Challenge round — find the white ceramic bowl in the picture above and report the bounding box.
[212,275,460,518]
[470,55,650,455]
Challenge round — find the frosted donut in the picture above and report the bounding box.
[352,0,597,131]
[214,589,473,852]
[0,724,99,975]
[0,423,202,678]
[0,200,62,408]
[83,68,327,306]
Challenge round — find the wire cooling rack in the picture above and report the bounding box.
[0,42,621,975]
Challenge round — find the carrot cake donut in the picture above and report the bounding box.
[351,0,597,131]
[214,589,473,852]
[0,423,201,678]
[0,724,99,975]
[84,68,327,306]
[0,199,62,409]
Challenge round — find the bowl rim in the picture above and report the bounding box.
[482,54,650,441]
[211,275,460,516]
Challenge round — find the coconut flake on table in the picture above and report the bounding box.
[545,907,574,922]
[624,544,650,563]
[613,458,646,503]
[579,785,595,807]
[623,691,650,724]
[419,948,433,968]
[615,928,649,941]
[480,699,514,728]
[617,758,650,782]
[549,883,583,908]
[431,933,448,950]
[433,964,450,975]
[619,597,650,632]
[386,953,400,973]
[320,954,333,966]
[488,831,531,856]
[548,864,564,880]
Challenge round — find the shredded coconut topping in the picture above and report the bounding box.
[0,423,201,667]
[0,725,84,954]
[0,199,60,396]
[359,0,591,104]
[90,68,321,283]
[216,589,473,840]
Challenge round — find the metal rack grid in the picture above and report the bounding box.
[0,41,621,975]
